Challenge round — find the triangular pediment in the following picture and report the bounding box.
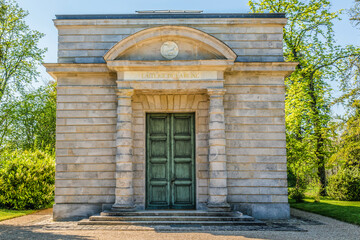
[115,36,226,61]
[104,26,237,62]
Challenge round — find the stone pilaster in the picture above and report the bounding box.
[112,88,135,211]
[207,88,230,212]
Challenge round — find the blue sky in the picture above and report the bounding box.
[16,0,359,64]
[15,0,360,114]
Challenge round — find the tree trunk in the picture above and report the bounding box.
[308,73,328,196]
[318,163,327,196]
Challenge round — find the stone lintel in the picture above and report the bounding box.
[107,60,234,72]
[134,89,208,95]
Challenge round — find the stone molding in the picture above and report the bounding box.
[53,18,288,27]
[207,88,226,96]
[43,62,298,79]
[107,60,234,72]
[116,88,135,97]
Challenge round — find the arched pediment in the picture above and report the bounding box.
[104,26,237,62]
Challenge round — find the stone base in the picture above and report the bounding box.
[234,203,290,220]
[53,203,102,221]
[206,203,231,212]
[111,204,136,212]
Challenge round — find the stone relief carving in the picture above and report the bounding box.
[160,41,179,59]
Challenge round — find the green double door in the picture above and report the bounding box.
[146,113,195,209]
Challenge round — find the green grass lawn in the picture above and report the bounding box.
[0,209,36,221]
[290,198,360,225]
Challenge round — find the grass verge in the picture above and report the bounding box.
[0,209,36,221]
[290,198,360,225]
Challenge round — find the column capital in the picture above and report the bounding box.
[116,88,134,97]
[207,88,226,96]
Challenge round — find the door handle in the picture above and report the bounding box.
[171,178,175,183]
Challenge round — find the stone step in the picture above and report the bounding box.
[79,219,265,226]
[101,210,240,217]
[90,215,255,222]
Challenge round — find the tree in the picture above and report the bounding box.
[0,0,46,102]
[330,100,360,168]
[249,0,360,196]
[350,0,360,27]
[0,82,57,151]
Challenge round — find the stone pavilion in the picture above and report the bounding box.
[45,11,297,220]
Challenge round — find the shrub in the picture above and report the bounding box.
[288,176,307,202]
[289,187,306,202]
[327,167,360,201]
[0,149,55,209]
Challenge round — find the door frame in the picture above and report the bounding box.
[145,112,196,210]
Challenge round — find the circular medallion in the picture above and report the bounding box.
[160,41,179,59]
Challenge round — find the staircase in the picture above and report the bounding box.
[78,210,265,226]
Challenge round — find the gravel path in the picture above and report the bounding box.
[0,208,359,240]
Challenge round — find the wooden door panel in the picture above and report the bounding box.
[146,114,170,208]
[174,140,192,158]
[149,184,168,205]
[150,163,167,179]
[149,116,167,135]
[174,162,192,179]
[174,184,192,203]
[150,140,167,158]
[173,117,191,135]
[171,113,195,209]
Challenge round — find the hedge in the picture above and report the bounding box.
[327,167,360,201]
[0,150,55,209]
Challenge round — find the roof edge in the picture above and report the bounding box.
[55,13,286,20]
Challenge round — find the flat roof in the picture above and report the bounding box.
[55,13,286,20]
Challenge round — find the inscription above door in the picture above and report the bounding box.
[146,113,195,209]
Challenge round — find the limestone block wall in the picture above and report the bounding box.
[54,73,117,219]
[54,18,285,63]
[224,71,288,219]
[131,93,210,210]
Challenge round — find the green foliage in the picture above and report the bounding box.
[327,167,360,201]
[330,101,360,167]
[0,149,55,210]
[350,0,360,27]
[0,1,55,212]
[249,0,360,195]
[0,0,46,102]
[0,82,57,151]
[0,0,54,151]
[289,187,305,203]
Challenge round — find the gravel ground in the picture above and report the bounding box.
[0,208,359,240]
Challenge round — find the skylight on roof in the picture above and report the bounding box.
[136,10,203,14]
